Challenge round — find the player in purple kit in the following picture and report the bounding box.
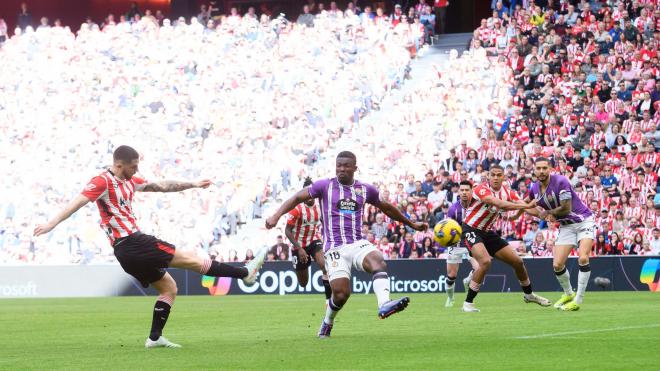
[266,151,428,338]
[443,181,479,307]
[520,157,595,311]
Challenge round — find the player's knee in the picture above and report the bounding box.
[578,255,589,266]
[478,257,491,269]
[512,258,525,271]
[332,290,350,306]
[553,262,565,272]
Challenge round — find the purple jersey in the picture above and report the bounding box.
[308,177,379,251]
[529,174,593,225]
[447,201,465,225]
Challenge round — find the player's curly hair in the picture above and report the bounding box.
[303,177,313,187]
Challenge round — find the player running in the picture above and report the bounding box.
[523,157,595,311]
[285,177,332,303]
[33,145,267,348]
[461,165,551,312]
[444,180,479,308]
[266,151,428,338]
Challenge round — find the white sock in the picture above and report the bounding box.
[576,264,591,304]
[465,270,474,285]
[372,272,391,307]
[324,297,340,324]
[554,267,573,296]
[447,282,455,300]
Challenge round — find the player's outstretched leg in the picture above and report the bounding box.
[561,238,593,311]
[319,278,350,338]
[552,244,575,309]
[495,246,551,307]
[146,273,181,348]
[170,247,267,285]
[362,250,409,319]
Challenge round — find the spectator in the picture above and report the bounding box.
[269,236,290,261]
[371,214,390,241]
[398,233,417,258]
[17,2,32,30]
[420,237,436,258]
[297,5,315,27]
[0,18,7,43]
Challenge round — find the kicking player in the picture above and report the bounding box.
[34,145,267,348]
[285,177,332,302]
[461,165,551,312]
[266,151,427,338]
[525,157,595,311]
[444,180,479,307]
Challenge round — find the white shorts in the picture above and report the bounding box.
[324,240,379,281]
[446,245,469,265]
[556,217,596,247]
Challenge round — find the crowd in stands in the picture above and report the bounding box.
[0,1,418,264]
[344,0,660,261]
[1,1,659,265]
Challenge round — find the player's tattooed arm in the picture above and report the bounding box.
[140,180,212,192]
[542,198,571,218]
[481,195,536,211]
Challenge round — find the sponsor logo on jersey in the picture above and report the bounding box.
[337,198,358,214]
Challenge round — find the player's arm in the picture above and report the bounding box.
[33,194,90,236]
[510,196,543,219]
[480,195,535,211]
[284,224,302,251]
[265,188,312,229]
[540,198,571,219]
[139,179,212,192]
[373,199,427,231]
[284,223,309,264]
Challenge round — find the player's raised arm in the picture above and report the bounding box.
[373,199,428,232]
[265,188,313,229]
[34,194,91,236]
[138,179,213,192]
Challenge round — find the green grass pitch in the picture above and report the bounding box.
[1,292,658,370]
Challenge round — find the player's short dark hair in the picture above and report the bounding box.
[489,164,504,172]
[303,177,313,187]
[113,145,139,163]
[459,180,473,188]
[337,151,357,163]
[535,157,551,165]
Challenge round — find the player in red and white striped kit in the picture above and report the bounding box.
[33,145,267,349]
[460,165,551,312]
[285,177,332,302]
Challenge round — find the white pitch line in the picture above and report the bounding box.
[514,324,660,339]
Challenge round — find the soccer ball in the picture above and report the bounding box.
[433,218,462,247]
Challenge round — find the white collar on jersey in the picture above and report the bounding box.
[335,177,356,187]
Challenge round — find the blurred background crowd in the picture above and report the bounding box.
[0,0,658,264]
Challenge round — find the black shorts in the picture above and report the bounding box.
[292,240,323,271]
[113,232,176,288]
[461,224,508,257]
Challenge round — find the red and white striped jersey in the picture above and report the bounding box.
[81,170,146,244]
[464,183,520,231]
[286,202,321,249]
